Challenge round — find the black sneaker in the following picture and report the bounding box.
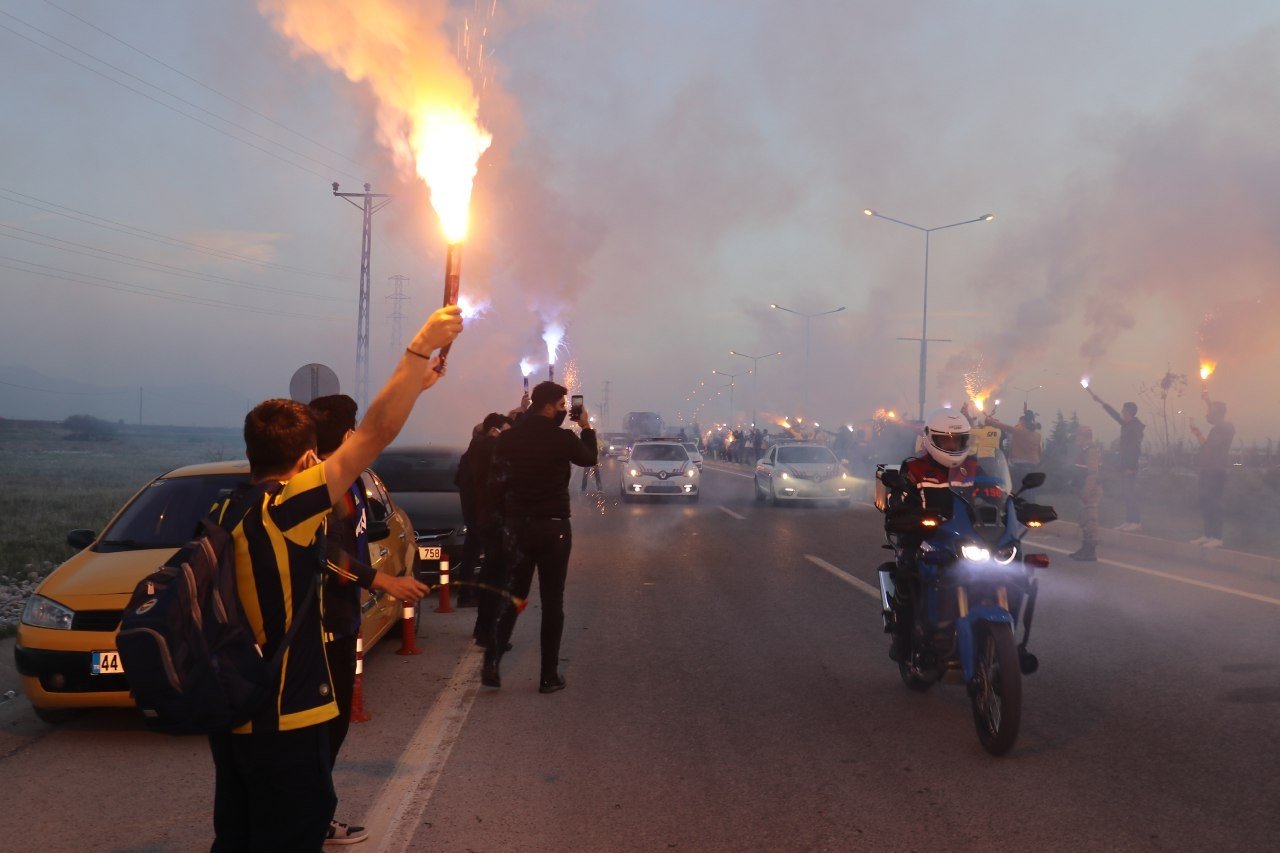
[325,819,368,846]
[538,673,566,694]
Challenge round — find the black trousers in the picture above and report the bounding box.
[210,724,336,852]
[473,522,506,641]
[325,635,357,768]
[1198,468,1227,539]
[495,517,572,676]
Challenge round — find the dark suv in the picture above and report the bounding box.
[372,446,466,585]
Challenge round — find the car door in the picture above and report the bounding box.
[358,470,407,644]
[756,446,776,488]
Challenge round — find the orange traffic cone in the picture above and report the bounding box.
[395,598,422,655]
[351,631,372,722]
[434,559,454,614]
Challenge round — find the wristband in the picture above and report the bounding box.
[405,347,432,361]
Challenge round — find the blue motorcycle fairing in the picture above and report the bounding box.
[956,605,1016,682]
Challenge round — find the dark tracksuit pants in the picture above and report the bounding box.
[473,522,506,641]
[325,635,357,767]
[494,517,572,677]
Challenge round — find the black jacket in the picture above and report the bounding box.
[489,414,597,518]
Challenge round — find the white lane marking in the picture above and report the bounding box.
[718,505,745,520]
[703,463,754,480]
[804,554,880,600]
[1032,541,1280,608]
[366,645,481,853]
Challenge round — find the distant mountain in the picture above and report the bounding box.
[0,365,250,428]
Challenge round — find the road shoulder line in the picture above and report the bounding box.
[366,644,481,852]
[1032,541,1280,608]
[717,505,745,520]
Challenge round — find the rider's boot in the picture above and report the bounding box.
[1069,543,1097,562]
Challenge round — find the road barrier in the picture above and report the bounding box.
[395,599,422,656]
[351,631,372,723]
[434,559,454,613]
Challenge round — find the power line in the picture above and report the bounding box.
[40,0,367,172]
[0,185,346,281]
[0,254,344,322]
[0,222,345,302]
[0,14,359,183]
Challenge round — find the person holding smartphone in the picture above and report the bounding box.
[483,381,597,693]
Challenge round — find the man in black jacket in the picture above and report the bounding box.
[1086,387,1145,531]
[466,412,512,645]
[483,381,597,693]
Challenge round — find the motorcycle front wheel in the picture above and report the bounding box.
[969,622,1022,755]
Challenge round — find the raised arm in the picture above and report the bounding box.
[323,306,463,505]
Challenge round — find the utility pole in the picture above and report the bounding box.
[600,380,611,430]
[333,182,393,409]
[386,275,411,355]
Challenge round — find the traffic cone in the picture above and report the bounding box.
[434,559,454,614]
[351,631,372,723]
[395,598,422,655]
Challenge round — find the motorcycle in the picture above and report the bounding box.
[876,464,1057,755]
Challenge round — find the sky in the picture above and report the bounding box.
[1,0,1278,449]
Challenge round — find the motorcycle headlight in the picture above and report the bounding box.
[22,594,74,630]
[960,543,991,563]
[994,545,1018,565]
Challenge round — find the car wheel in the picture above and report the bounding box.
[754,478,765,503]
[33,706,82,725]
[770,482,782,507]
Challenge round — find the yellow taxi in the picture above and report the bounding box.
[14,460,417,723]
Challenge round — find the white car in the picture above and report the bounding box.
[681,442,704,470]
[754,442,852,506]
[621,440,699,502]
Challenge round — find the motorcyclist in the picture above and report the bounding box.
[886,409,983,661]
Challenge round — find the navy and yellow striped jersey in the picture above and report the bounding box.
[228,463,337,733]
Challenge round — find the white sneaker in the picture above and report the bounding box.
[325,820,368,846]
[1202,538,1223,549]
[1189,536,1209,545]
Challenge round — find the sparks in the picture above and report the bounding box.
[519,357,537,378]
[542,322,566,366]
[1080,377,1090,389]
[1199,361,1216,381]
[458,294,490,320]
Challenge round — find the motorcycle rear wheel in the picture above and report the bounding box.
[969,622,1022,756]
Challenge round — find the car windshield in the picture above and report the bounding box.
[374,450,461,493]
[97,473,247,552]
[632,444,688,462]
[778,446,837,465]
[682,443,699,454]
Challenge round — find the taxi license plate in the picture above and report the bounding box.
[91,650,124,676]
[418,546,442,561]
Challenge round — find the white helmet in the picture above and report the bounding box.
[923,409,972,468]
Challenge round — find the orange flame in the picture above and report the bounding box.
[260,0,492,242]
[1199,361,1216,381]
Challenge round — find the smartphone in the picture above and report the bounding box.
[569,394,584,420]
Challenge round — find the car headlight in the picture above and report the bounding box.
[960,543,991,563]
[629,468,639,477]
[780,472,790,480]
[994,545,1018,565]
[686,468,697,477]
[22,594,74,630]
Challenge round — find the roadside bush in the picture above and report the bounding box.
[62,414,117,442]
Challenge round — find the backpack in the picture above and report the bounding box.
[116,485,317,735]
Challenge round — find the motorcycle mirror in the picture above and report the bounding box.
[1019,472,1046,490]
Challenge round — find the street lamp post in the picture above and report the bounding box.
[864,208,994,421]
[1012,384,1043,409]
[729,350,782,429]
[711,368,751,415]
[769,303,845,420]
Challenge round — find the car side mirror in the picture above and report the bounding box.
[66,529,96,550]
[1019,472,1046,490]
[366,519,391,542]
